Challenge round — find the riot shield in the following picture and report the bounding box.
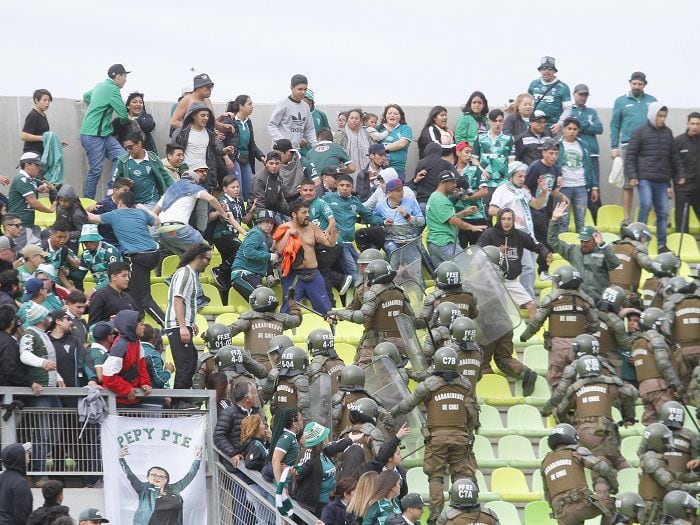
[450,247,521,345]
[392,243,426,315]
[363,356,426,463]
[308,373,333,428]
[396,313,428,373]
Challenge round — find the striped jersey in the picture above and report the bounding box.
[164,265,199,329]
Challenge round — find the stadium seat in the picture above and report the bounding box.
[193,314,208,346]
[405,467,429,499]
[473,434,505,469]
[335,342,356,364]
[474,470,500,502]
[531,468,544,493]
[597,205,624,233]
[478,404,509,438]
[476,375,524,406]
[334,321,362,346]
[288,315,332,343]
[523,345,548,376]
[491,467,542,502]
[214,312,238,326]
[538,436,550,460]
[611,407,643,438]
[35,210,54,228]
[567,208,595,233]
[506,405,548,437]
[484,501,522,525]
[79,197,96,208]
[513,323,544,347]
[559,231,580,244]
[620,435,641,468]
[666,233,700,263]
[524,500,557,525]
[684,406,698,431]
[151,283,169,306]
[617,467,639,493]
[160,255,179,278]
[498,435,540,468]
[514,375,550,406]
[200,283,233,315]
[227,288,251,313]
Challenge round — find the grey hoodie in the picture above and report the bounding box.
[268,96,317,149]
[646,101,667,127]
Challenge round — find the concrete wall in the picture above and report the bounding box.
[1,96,694,204]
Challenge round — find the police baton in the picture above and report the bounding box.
[678,202,690,252]
[401,442,426,461]
[290,292,337,336]
[679,397,700,434]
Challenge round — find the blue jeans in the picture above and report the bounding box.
[81,134,124,198]
[520,249,536,300]
[340,243,360,284]
[156,225,204,256]
[637,179,670,247]
[428,242,462,267]
[234,161,254,202]
[281,269,332,314]
[559,185,588,233]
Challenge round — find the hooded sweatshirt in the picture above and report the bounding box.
[102,310,151,404]
[0,444,32,525]
[624,101,685,183]
[56,184,88,245]
[413,142,459,203]
[477,207,549,280]
[174,102,225,189]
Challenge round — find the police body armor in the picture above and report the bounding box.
[243,313,285,365]
[340,422,383,462]
[337,391,369,435]
[312,355,346,394]
[666,429,694,474]
[425,378,470,433]
[670,295,700,346]
[455,343,482,386]
[639,451,668,501]
[548,291,589,338]
[369,285,405,336]
[632,333,663,383]
[575,381,613,421]
[597,313,619,358]
[443,509,500,525]
[274,377,299,410]
[434,290,477,321]
[609,241,644,292]
[541,446,589,499]
[642,277,664,309]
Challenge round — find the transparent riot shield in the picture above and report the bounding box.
[308,373,333,428]
[392,243,426,316]
[363,356,426,464]
[396,313,428,373]
[450,247,522,345]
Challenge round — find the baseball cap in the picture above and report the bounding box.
[19,152,42,165]
[22,442,32,452]
[189,160,209,172]
[21,245,49,258]
[107,64,130,78]
[574,84,590,94]
[91,321,115,341]
[272,139,294,152]
[48,309,70,327]
[455,141,472,153]
[290,74,308,87]
[401,493,428,510]
[78,508,110,523]
[508,162,528,176]
[529,110,548,122]
[630,71,647,83]
[439,170,458,183]
[193,73,214,90]
[0,236,16,251]
[385,179,403,192]
[22,277,45,302]
[578,225,597,241]
[368,144,386,156]
[321,166,339,178]
[539,138,559,151]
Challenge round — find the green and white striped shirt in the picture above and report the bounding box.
[164,265,198,329]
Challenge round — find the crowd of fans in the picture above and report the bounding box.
[0,56,699,525]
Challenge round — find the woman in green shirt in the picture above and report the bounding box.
[268,408,303,485]
[454,91,490,145]
[362,470,402,525]
[227,95,266,202]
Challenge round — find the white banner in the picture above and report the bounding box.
[101,415,207,525]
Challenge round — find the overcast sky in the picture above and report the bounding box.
[4,0,700,108]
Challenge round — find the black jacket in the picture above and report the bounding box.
[477,208,549,280]
[26,503,71,525]
[251,169,288,215]
[625,103,685,184]
[0,444,32,525]
[0,332,31,387]
[88,285,137,326]
[361,436,409,500]
[293,438,353,515]
[413,142,459,203]
[417,125,445,159]
[113,111,158,153]
[213,404,264,461]
[674,131,700,190]
[320,498,349,525]
[0,293,16,312]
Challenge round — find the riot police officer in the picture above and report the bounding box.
[661,490,700,525]
[637,423,700,525]
[391,347,475,524]
[338,397,385,461]
[331,259,415,365]
[306,327,345,393]
[267,334,294,369]
[521,265,600,388]
[423,301,462,359]
[192,323,232,389]
[373,341,410,384]
[631,308,683,424]
[229,286,302,370]
[541,423,618,524]
[435,478,500,525]
[596,286,633,378]
[260,346,311,420]
[609,222,655,308]
[211,345,268,391]
[613,492,645,524]
[346,248,386,311]
[659,401,700,483]
[663,277,700,382]
[420,261,478,328]
[641,252,680,309]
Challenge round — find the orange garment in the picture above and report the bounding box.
[272,224,302,277]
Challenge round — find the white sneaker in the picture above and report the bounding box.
[539,271,551,281]
[339,275,353,295]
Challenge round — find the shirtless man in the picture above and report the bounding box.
[276,200,338,315]
[170,73,232,133]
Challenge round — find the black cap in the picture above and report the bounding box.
[574,84,590,94]
[272,139,294,152]
[400,493,428,510]
[290,74,308,87]
[439,170,458,183]
[91,321,115,341]
[107,64,130,78]
[322,166,339,178]
[539,138,559,151]
[193,73,214,90]
[629,71,647,83]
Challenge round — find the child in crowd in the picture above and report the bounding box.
[141,324,172,390]
[363,113,389,143]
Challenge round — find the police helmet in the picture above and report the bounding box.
[639,307,670,334]
[202,323,231,353]
[365,259,396,285]
[307,328,335,356]
[451,317,477,343]
[481,245,502,265]
[650,252,680,278]
[339,365,365,391]
[548,423,579,449]
[350,397,379,420]
[449,478,479,508]
[435,301,461,328]
[659,400,685,431]
[614,492,645,520]
[641,423,673,452]
[662,490,700,519]
[620,222,652,243]
[665,276,697,295]
[598,285,626,313]
[268,334,294,356]
[216,345,244,369]
[248,286,279,313]
[552,265,583,290]
[435,261,462,289]
[571,334,600,357]
[575,355,601,378]
[433,347,459,373]
[279,346,309,372]
[357,248,385,265]
[373,342,401,366]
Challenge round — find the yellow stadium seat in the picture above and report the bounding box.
[215,312,239,326]
[151,283,169,306]
[490,467,541,502]
[334,321,362,346]
[160,255,180,278]
[334,342,356,364]
[558,231,580,244]
[193,314,208,346]
[227,288,251,313]
[80,197,96,208]
[596,205,624,233]
[474,470,500,502]
[666,233,700,263]
[35,211,55,228]
[476,375,523,406]
[200,283,233,315]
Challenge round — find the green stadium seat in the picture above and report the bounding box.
[559,231,580,244]
[335,342,356,364]
[524,500,557,525]
[334,321,362,345]
[497,435,540,468]
[514,375,551,406]
[531,468,544,493]
[405,467,429,499]
[523,345,548,376]
[584,518,602,525]
[214,312,238,326]
[684,406,698,431]
[484,500,522,524]
[597,205,624,233]
[621,435,641,468]
[490,467,542,502]
[513,323,544,347]
[227,288,251,313]
[567,208,595,233]
[473,434,505,469]
[160,255,179,278]
[478,404,509,438]
[601,232,620,244]
[200,283,233,315]
[666,233,700,263]
[476,375,524,406]
[617,467,639,493]
[474,470,500,502]
[506,405,548,437]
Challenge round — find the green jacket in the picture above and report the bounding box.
[557,138,598,189]
[80,78,128,137]
[112,151,174,198]
[454,113,489,145]
[322,192,383,242]
[231,226,272,276]
[569,105,603,155]
[547,220,619,303]
[609,92,657,149]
